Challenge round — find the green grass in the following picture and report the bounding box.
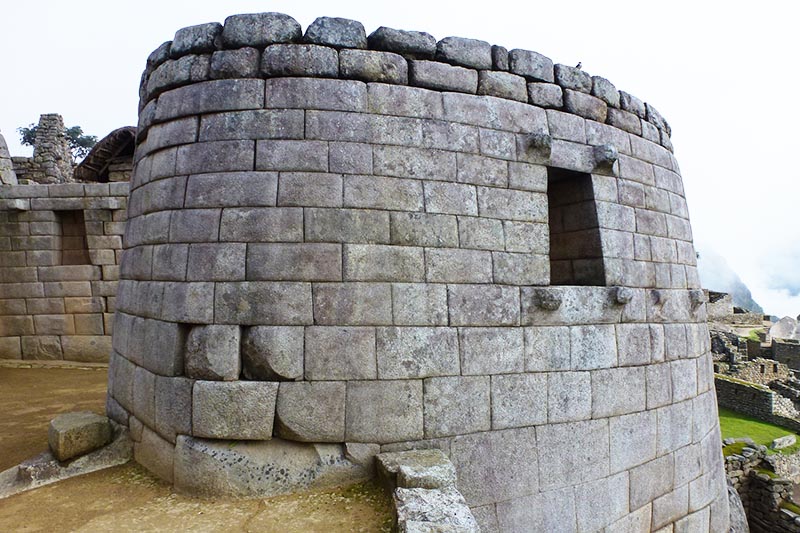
[745,329,762,342]
[718,407,800,455]
[780,500,800,514]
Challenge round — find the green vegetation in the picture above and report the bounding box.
[780,500,800,515]
[17,123,97,161]
[745,329,762,342]
[718,407,800,455]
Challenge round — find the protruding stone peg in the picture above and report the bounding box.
[593,143,618,168]
[532,288,562,310]
[526,132,552,153]
[612,286,634,305]
[689,289,707,308]
[650,289,665,305]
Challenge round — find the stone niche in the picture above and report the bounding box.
[110,12,730,532]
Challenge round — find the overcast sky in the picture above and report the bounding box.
[2,1,798,316]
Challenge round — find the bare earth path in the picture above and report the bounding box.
[0,366,393,532]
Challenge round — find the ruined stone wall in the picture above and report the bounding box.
[0,131,18,186]
[108,13,729,532]
[716,375,800,434]
[775,339,800,370]
[724,443,800,533]
[0,183,128,361]
[31,114,74,184]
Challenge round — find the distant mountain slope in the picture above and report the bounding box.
[697,248,764,313]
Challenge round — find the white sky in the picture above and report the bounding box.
[2,0,798,316]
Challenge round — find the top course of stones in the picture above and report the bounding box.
[138,13,672,151]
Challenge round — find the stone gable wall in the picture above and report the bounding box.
[0,182,128,361]
[107,13,729,532]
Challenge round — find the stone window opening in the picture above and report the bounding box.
[54,210,90,265]
[546,167,605,286]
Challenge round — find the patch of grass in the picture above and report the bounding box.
[719,407,800,455]
[756,467,779,478]
[722,441,747,457]
[780,500,800,514]
[745,329,762,342]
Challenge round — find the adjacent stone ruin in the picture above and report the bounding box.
[108,12,730,531]
[0,125,133,362]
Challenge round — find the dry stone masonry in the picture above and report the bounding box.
[109,12,730,532]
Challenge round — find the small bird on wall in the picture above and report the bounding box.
[575,62,582,69]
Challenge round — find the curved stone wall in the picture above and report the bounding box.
[108,12,730,531]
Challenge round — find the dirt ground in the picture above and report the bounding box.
[0,366,393,532]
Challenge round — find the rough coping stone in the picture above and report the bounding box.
[377,449,457,490]
[491,45,509,71]
[170,22,222,58]
[340,49,409,84]
[368,27,437,58]
[554,64,592,93]
[410,60,478,94]
[508,49,554,82]
[173,436,370,497]
[591,75,620,108]
[261,44,339,78]
[48,411,112,462]
[435,36,492,70]
[478,71,527,102]
[304,17,367,49]
[395,487,480,531]
[221,12,302,48]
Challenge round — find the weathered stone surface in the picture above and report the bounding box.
[448,284,520,326]
[423,376,490,438]
[261,44,338,78]
[241,325,304,380]
[192,380,278,439]
[459,327,524,375]
[184,324,240,380]
[377,327,459,379]
[395,487,479,531]
[340,49,408,84]
[771,434,797,450]
[508,49,554,82]
[435,37,491,69]
[548,371,591,423]
[248,243,342,281]
[450,427,538,506]
[554,64,592,92]
[344,244,424,282]
[477,71,527,102]
[491,373,547,429]
[592,75,620,107]
[392,284,448,326]
[409,61,478,94]
[174,436,370,497]
[209,48,260,79]
[491,45,509,70]
[346,380,423,443]
[214,281,312,325]
[305,326,376,380]
[48,412,112,462]
[304,17,367,49]
[368,26,436,58]
[275,381,345,442]
[170,22,222,58]
[620,90,646,118]
[313,282,392,325]
[377,449,457,490]
[537,419,609,490]
[563,89,608,122]
[527,82,563,108]
[221,12,302,48]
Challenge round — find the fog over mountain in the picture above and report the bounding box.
[697,247,763,313]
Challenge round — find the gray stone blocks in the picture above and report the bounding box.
[107,17,724,524]
[340,49,408,84]
[377,327,459,379]
[305,326,376,380]
[184,324,241,380]
[192,380,278,439]
[409,61,478,94]
[261,44,338,78]
[304,17,367,49]
[423,376,490,437]
[275,381,345,441]
[346,380,423,443]
[368,27,436,58]
[241,325,304,380]
[220,12,301,48]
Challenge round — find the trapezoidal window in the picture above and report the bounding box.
[54,210,90,265]
[547,168,605,286]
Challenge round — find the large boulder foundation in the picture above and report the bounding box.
[109,12,730,532]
